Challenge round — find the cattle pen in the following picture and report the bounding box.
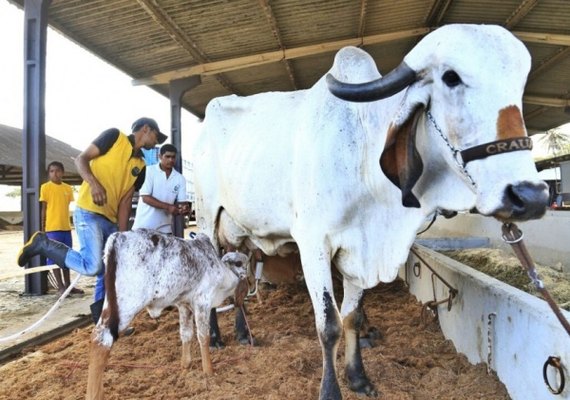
[0,217,569,399]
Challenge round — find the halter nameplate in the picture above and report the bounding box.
[460,137,533,165]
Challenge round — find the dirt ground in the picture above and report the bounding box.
[0,229,510,400]
[0,229,94,335]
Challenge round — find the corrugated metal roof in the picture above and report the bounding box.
[8,0,570,133]
[0,124,82,186]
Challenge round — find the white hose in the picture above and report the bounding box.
[0,273,83,344]
[216,304,235,313]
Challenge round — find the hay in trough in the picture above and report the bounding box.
[442,248,570,311]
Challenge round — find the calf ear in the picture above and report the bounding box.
[380,105,424,208]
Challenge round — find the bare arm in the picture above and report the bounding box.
[40,201,46,231]
[75,144,106,206]
[117,186,136,232]
[141,195,179,215]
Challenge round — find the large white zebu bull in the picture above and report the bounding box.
[193,24,548,399]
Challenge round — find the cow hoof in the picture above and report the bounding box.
[237,335,257,346]
[366,326,383,341]
[359,337,375,348]
[349,380,378,398]
[347,371,378,398]
[122,327,135,337]
[209,338,225,349]
[360,326,383,347]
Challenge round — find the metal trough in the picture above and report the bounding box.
[402,243,570,400]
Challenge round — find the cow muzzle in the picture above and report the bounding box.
[493,181,549,221]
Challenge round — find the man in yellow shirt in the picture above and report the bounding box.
[18,117,167,326]
[40,161,82,295]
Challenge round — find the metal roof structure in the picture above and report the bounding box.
[7,0,570,134]
[0,123,82,186]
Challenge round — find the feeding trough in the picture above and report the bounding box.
[407,217,570,400]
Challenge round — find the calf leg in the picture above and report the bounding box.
[195,305,214,375]
[341,281,377,397]
[86,325,114,400]
[178,304,194,369]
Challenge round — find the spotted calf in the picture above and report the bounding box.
[86,229,248,400]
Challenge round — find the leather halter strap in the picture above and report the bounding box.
[460,137,533,165]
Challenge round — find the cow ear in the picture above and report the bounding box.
[380,105,424,208]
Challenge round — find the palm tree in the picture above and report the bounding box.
[539,127,570,157]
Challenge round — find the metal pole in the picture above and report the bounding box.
[169,76,201,238]
[22,0,52,295]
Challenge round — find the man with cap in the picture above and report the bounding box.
[17,117,167,328]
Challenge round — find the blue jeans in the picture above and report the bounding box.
[65,207,117,302]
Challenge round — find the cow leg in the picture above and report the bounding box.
[300,251,342,400]
[86,325,114,400]
[234,248,260,345]
[341,281,377,397]
[195,305,214,375]
[209,308,225,348]
[359,302,382,349]
[235,303,255,345]
[177,304,194,369]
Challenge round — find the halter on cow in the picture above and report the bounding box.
[193,24,548,400]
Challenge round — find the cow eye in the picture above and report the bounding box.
[442,70,462,87]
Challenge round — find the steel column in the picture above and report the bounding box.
[169,76,201,238]
[22,0,51,295]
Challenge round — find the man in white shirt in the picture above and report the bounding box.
[132,144,190,233]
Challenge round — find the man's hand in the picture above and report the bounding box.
[90,181,107,206]
[176,202,191,215]
[166,204,179,215]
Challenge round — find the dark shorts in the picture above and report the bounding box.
[46,230,72,267]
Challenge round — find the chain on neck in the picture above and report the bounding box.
[425,110,477,189]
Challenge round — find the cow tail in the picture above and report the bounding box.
[104,236,120,341]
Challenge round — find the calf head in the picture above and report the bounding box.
[221,252,249,307]
[327,24,548,221]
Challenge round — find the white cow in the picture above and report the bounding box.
[86,230,248,400]
[193,24,548,399]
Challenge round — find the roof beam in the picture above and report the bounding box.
[528,46,570,82]
[258,0,298,89]
[135,0,239,93]
[513,31,570,46]
[504,0,539,29]
[358,0,368,37]
[133,26,570,87]
[524,95,570,108]
[525,106,549,122]
[133,27,431,86]
[425,0,453,26]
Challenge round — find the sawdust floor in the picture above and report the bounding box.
[0,279,509,400]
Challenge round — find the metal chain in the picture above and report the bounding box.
[426,110,477,189]
[502,222,570,337]
[410,246,458,312]
[487,312,497,374]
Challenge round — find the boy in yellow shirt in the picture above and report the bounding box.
[40,161,83,294]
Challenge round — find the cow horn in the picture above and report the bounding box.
[326,62,417,102]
